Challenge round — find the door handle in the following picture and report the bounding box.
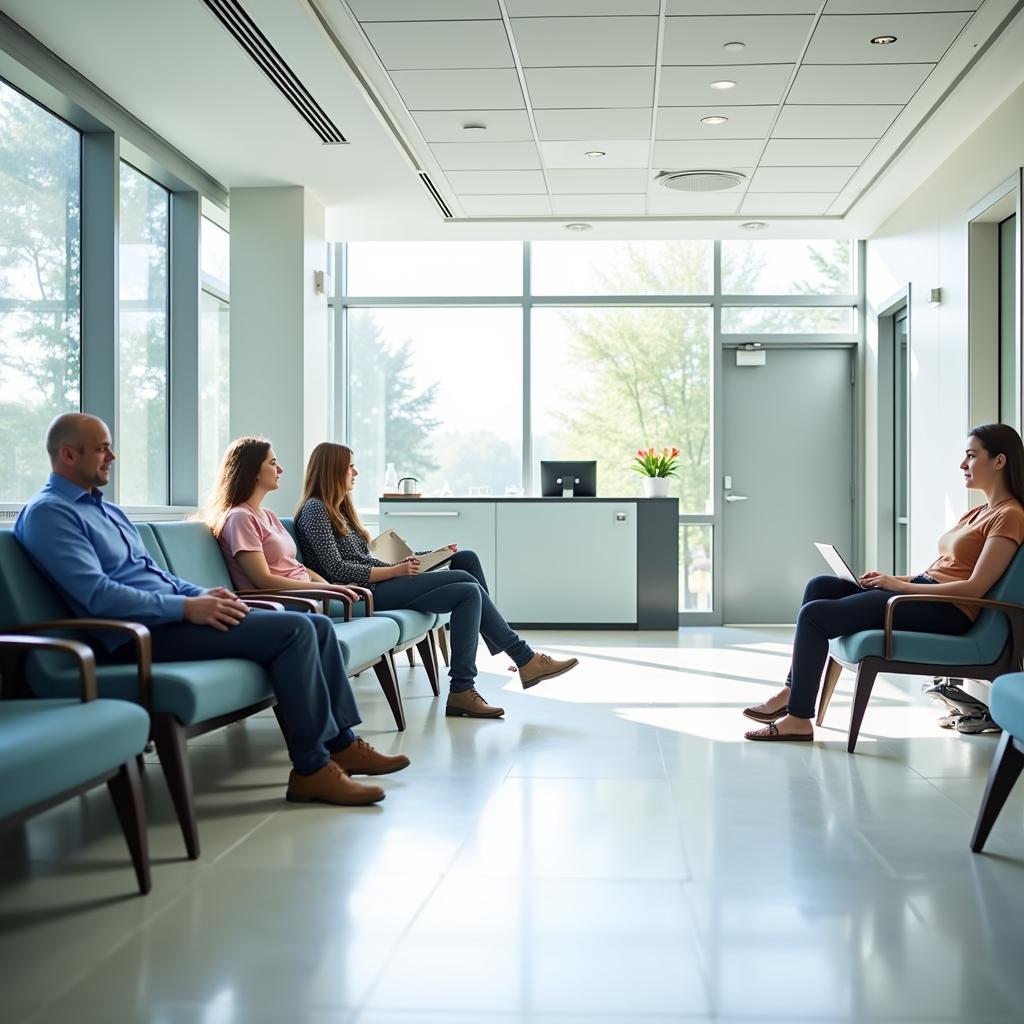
[724,494,748,502]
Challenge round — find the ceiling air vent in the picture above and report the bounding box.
[655,169,745,192]
[201,0,346,144]
[419,173,453,219]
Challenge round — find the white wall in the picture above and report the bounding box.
[865,80,1024,572]
[229,186,328,514]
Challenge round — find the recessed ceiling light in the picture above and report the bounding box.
[870,35,897,45]
[584,150,606,158]
[700,115,729,126]
[710,80,736,90]
[740,221,769,231]
[462,122,488,131]
[564,222,592,232]
[722,41,745,53]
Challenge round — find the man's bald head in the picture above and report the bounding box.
[45,413,106,463]
[45,414,115,491]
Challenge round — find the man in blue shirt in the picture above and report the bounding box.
[16,413,411,806]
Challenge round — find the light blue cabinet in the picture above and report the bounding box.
[496,502,637,624]
[379,501,496,587]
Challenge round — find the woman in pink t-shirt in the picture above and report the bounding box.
[208,437,362,600]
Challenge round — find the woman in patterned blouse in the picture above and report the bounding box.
[295,442,578,720]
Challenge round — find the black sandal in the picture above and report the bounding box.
[742,704,788,724]
[744,722,814,742]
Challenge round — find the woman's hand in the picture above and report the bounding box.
[858,571,905,592]
[328,584,362,602]
[448,544,458,552]
[390,557,421,578]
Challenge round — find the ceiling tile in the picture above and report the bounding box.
[430,141,541,170]
[446,169,547,193]
[740,192,837,214]
[458,195,553,215]
[670,1,820,10]
[654,139,764,166]
[660,64,794,107]
[788,63,933,104]
[412,109,534,142]
[760,137,876,164]
[526,67,655,108]
[774,103,901,137]
[662,15,815,65]
[390,69,525,110]
[511,16,658,67]
[646,192,742,215]
[534,107,652,140]
[805,12,974,64]
[546,168,650,193]
[508,1,659,14]
[364,21,513,70]
[350,0,500,19]
[824,1,980,14]
[550,194,648,215]
[656,105,775,140]
[541,139,650,168]
[749,166,856,191]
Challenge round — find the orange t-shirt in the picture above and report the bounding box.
[924,498,1024,620]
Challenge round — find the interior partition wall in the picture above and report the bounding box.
[329,239,865,625]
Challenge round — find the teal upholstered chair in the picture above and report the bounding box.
[146,521,407,727]
[819,546,1024,752]
[280,516,442,696]
[0,528,278,859]
[971,671,1024,853]
[0,634,151,894]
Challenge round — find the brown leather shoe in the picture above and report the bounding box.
[286,761,385,806]
[446,686,504,718]
[331,736,410,776]
[518,652,578,690]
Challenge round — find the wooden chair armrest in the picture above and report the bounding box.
[349,586,374,616]
[236,591,318,613]
[236,588,343,615]
[883,594,1024,659]
[6,619,151,707]
[239,598,286,611]
[0,634,98,701]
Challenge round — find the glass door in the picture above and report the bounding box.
[894,309,910,575]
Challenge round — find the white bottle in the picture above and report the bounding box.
[383,462,398,492]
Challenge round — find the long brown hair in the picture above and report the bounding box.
[297,442,369,542]
[206,436,272,537]
[969,423,1024,508]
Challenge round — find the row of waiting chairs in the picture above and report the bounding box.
[0,518,451,893]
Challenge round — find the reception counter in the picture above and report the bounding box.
[378,497,678,629]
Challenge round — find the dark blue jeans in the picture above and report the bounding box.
[372,549,532,693]
[107,610,360,774]
[786,574,972,719]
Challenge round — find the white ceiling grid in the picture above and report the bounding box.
[345,0,985,222]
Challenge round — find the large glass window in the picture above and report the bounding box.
[531,240,712,295]
[118,163,169,505]
[0,79,81,502]
[721,239,853,295]
[199,217,230,501]
[532,306,712,513]
[721,306,855,334]
[347,307,522,505]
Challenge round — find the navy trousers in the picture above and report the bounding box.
[786,574,971,718]
[109,610,360,774]
[372,549,532,692]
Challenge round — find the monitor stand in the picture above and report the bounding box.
[558,476,578,498]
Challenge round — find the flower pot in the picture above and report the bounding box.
[642,477,669,498]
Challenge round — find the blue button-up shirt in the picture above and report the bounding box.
[14,474,206,648]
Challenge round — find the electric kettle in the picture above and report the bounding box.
[397,476,418,495]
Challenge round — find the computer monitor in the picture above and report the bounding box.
[540,460,597,498]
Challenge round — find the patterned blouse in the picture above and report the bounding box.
[294,497,390,588]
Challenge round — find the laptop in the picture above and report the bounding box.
[813,542,862,588]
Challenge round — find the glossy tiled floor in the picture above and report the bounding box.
[3,628,1024,1024]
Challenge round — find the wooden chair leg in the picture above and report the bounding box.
[847,663,879,753]
[372,655,406,731]
[416,634,440,696]
[150,712,200,859]
[817,657,844,726]
[406,648,416,667]
[971,732,1024,853]
[106,758,152,894]
[435,625,450,667]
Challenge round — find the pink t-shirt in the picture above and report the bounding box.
[218,506,311,590]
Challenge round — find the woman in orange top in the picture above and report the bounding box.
[744,423,1024,743]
